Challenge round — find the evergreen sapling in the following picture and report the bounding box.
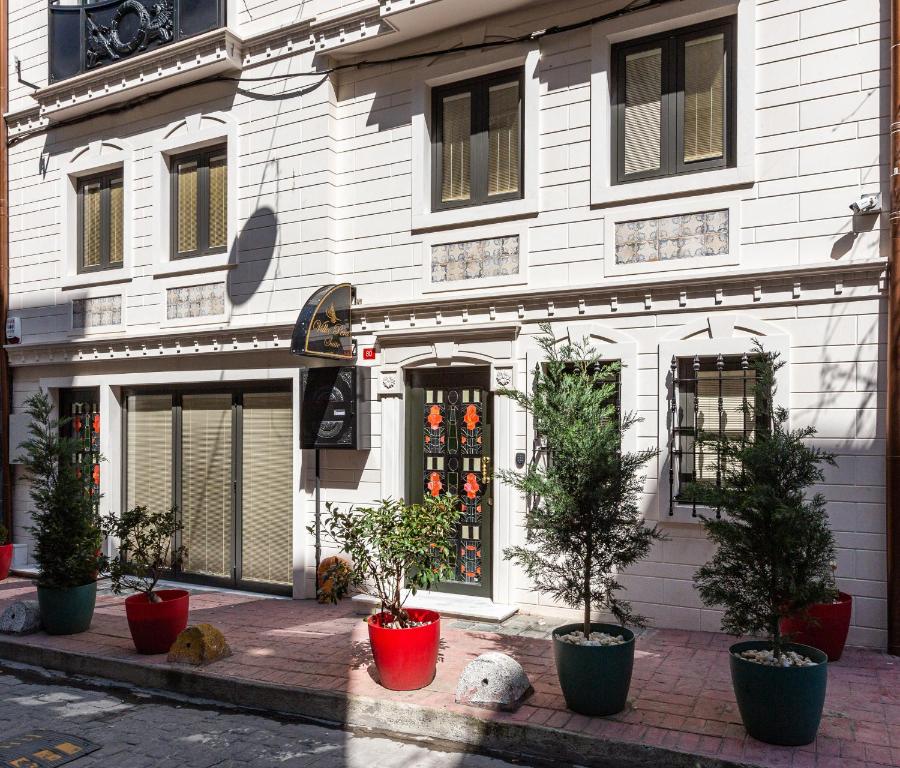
[500,324,662,638]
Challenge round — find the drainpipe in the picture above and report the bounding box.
[0,0,11,542]
[889,0,900,656]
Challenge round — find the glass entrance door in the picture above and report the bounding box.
[407,368,493,599]
[124,387,293,594]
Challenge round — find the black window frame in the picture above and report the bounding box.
[431,68,525,212]
[77,169,124,274]
[611,16,737,185]
[668,353,767,518]
[170,144,228,260]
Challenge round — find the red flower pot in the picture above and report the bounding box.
[779,592,852,661]
[0,544,13,581]
[125,589,190,655]
[367,608,440,690]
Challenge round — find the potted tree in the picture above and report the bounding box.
[318,495,459,691]
[779,562,852,662]
[18,391,103,635]
[102,505,188,654]
[0,523,12,582]
[689,344,837,746]
[500,325,662,716]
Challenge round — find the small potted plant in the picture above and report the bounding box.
[500,325,662,716]
[18,391,103,635]
[318,495,459,690]
[689,343,836,746]
[102,505,188,654]
[779,562,852,662]
[0,523,12,581]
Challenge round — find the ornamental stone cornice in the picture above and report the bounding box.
[4,259,886,369]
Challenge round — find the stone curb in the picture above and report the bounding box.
[0,636,754,768]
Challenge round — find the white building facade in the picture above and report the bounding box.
[3,0,890,649]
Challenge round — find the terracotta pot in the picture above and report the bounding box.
[124,589,190,654]
[367,608,440,690]
[0,544,13,581]
[779,592,852,662]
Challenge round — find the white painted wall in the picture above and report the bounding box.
[3,0,891,648]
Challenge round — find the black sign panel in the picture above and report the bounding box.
[291,284,353,361]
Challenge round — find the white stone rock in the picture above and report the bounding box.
[0,600,41,635]
[737,649,818,667]
[455,652,533,711]
[558,630,626,647]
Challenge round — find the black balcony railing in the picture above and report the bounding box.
[49,0,226,84]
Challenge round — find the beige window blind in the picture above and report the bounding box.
[441,92,472,202]
[176,159,199,255]
[694,369,756,482]
[684,33,725,164]
[488,81,520,197]
[623,47,662,176]
[209,153,227,249]
[126,394,173,515]
[181,394,233,578]
[109,178,124,265]
[242,393,293,585]
[81,180,102,268]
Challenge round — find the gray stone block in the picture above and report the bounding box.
[454,651,533,712]
[0,600,40,635]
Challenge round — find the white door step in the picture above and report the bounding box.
[351,591,518,623]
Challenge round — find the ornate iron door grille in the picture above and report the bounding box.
[59,388,102,518]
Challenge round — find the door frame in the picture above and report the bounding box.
[405,366,494,600]
[122,382,293,596]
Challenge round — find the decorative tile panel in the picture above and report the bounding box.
[166,283,225,320]
[615,210,729,265]
[431,235,519,283]
[72,295,122,329]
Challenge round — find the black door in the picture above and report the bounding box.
[406,368,493,599]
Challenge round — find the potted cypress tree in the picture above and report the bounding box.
[318,495,459,690]
[688,344,837,746]
[102,505,189,654]
[500,325,662,716]
[0,523,12,581]
[18,390,103,635]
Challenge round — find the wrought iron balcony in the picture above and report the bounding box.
[49,0,226,84]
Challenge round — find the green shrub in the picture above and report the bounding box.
[317,496,459,627]
[18,390,102,589]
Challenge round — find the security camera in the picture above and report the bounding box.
[850,194,881,215]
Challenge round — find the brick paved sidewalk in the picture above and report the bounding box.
[0,577,897,768]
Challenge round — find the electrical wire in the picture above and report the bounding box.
[7,0,676,146]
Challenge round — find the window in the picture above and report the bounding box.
[171,145,228,258]
[77,170,123,272]
[668,353,761,516]
[432,69,523,211]
[612,18,735,185]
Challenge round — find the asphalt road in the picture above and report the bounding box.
[0,667,535,768]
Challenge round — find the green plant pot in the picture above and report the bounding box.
[552,622,635,716]
[729,640,827,746]
[37,581,97,635]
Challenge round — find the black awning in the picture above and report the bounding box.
[291,283,354,360]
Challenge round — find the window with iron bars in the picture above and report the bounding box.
[668,353,764,517]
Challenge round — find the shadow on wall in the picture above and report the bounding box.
[227,206,279,307]
[831,211,880,261]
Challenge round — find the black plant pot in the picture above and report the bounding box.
[552,622,635,716]
[729,640,828,746]
[37,581,97,635]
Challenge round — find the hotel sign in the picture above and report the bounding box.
[291,283,354,360]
